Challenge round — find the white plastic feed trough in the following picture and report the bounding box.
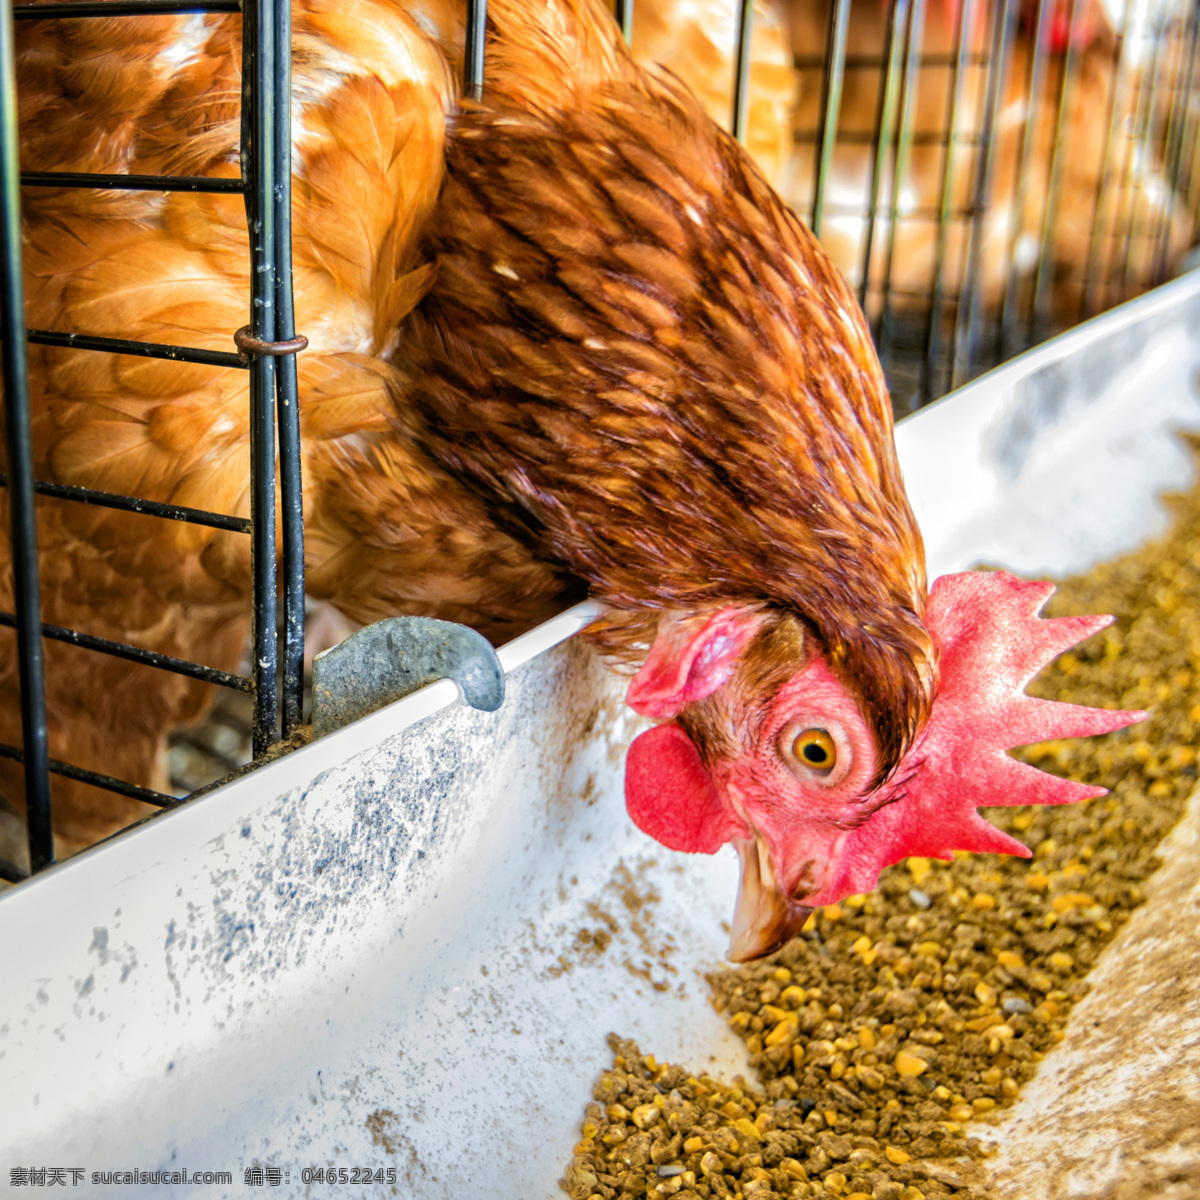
[3,272,1200,1198]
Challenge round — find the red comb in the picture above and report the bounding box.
[803,570,1147,905]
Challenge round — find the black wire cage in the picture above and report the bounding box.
[0,0,1197,884]
[782,0,1200,409]
[0,0,309,880]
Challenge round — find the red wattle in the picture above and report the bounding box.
[624,723,746,854]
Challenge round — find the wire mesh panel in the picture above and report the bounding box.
[0,0,304,882]
[781,0,1200,409]
[627,0,1199,410]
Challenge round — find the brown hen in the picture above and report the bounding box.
[3,0,1138,963]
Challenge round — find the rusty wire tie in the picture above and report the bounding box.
[234,325,309,362]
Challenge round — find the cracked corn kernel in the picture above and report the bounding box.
[907,857,931,883]
[765,1020,793,1048]
[780,984,807,1008]
[974,981,998,1007]
[631,1102,659,1129]
[885,1147,910,1164]
[894,1051,927,1076]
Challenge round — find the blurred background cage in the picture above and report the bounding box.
[1,0,1198,880]
[638,0,1200,411]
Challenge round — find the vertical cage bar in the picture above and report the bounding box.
[857,0,911,313]
[998,0,1054,357]
[731,0,754,143]
[1183,0,1200,217]
[952,0,1015,390]
[875,0,926,359]
[1030,0,1083,342]
[920,0,974,405]
[1152,6,1198,280]
[273,0,303,738]
[0,0,52,871]
[810,0,850,238]
[1116,11,1163,300]
[464,0,487,101]
[614,0,632,44]
[242,0,279,757]
[1081,5,1131,318]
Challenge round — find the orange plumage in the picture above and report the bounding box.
[2,0,923,870]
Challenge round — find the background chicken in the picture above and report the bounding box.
[622,0,1196,406]
[629,0,798,187]
[3,0,1139,958]
[778,0,1194,394]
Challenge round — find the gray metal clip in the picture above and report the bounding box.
[310,616,504,738]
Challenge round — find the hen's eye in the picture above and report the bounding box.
[793,728,836,773]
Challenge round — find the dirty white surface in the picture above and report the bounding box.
[1,272,1199,1198]
[976,784,1200,1200]
[899,269,1200,582]
[1,611,750,1196]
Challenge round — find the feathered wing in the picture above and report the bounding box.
[395,0,934,777]
[302,352,572,641]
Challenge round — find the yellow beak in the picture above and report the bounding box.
[727,833,812,962]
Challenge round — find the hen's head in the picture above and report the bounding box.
[625,571,1146,961]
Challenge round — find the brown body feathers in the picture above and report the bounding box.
[402,55,933,776]
[3,0,932,850]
